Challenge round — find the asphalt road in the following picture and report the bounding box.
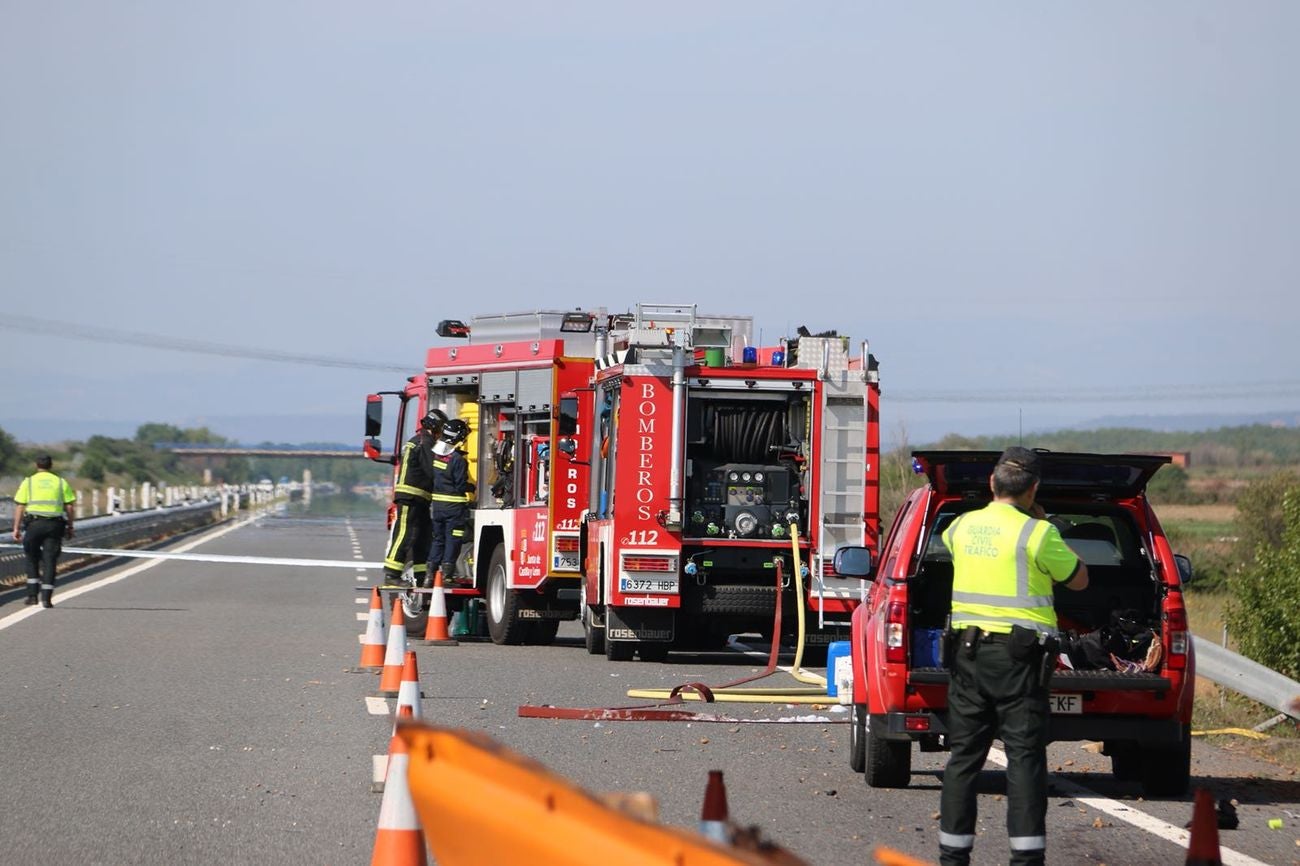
[1,500,1297,865]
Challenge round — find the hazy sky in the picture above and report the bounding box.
[2,3,1296,446]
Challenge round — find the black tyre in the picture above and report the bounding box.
[605,636,635,662]
[485,545,528,645]
[1107,741,1141,782]
[529,619,561,645]
[638,643,670,663]
[1139,724,1191,797]
[848,703,867,773]
[583,602,605,655]
[864,714,911,788]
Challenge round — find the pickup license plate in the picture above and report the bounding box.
[619,577,677,594]
[1050,693,1082,714]
[552,554,580,570]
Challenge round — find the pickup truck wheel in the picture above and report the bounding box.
[583,602,605,655]
[485,546,528,645]
[848,703,867,773]
[1107,742,1141,782]
[1139,724,1192,797]
[865,714,911,788]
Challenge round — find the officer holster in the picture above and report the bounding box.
[1008,625,1059,688]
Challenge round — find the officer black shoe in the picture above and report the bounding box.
[40,593,53,609]
[24,595,38,606]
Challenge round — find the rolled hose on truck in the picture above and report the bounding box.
[625,520,833,705]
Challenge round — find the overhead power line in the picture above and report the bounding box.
[0,313,412,373]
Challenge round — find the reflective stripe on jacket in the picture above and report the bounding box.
[942,502,1078,635]
[15,471,75,516]
[393,436,436,501]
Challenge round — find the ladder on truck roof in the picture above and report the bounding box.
[802,336,870,622]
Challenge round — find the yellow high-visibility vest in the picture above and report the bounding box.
[15,471,76,517]
[942,502,1079,636]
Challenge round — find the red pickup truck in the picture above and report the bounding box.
[835,451,1194,797]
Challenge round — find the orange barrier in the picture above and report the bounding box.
[397,721,808,866]
[395,651,423,721]
[371,712,427,866]
[872,846,935,866]
[412,571,458,647]
[1185,788,1222,866]
[357,587,387,671]
[378,599,408,696]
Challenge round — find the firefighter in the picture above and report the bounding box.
[10,454,77,608]
[428,418,475,585]
[937,447,1089,866]
[381,411,446,587]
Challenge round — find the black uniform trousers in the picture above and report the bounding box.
[23,516,67,600]
[382,499,431,583]
[939,635,1050,866]
[428,503,469,581]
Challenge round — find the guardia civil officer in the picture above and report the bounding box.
[938,447,1089,866]
[11,454,77,607]
[427,418,474,585]
[380,411,446,587]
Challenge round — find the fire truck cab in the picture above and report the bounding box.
[364,308,607,643]
[578,304,881,661]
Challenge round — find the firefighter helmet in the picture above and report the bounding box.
[439,418,469,446]
[420,409,448,433]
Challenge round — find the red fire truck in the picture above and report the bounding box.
[574,304,881,661]
[363,308,609,643]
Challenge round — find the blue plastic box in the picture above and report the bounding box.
[826,640,852,698]
[911,628,944,668]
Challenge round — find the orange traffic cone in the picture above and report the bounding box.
[378,599,408,696]
[1186,788,1222,866]
[356,588,387,671]
[370,710,427,866]
[413,571,458,647]
[699,769,731,845]
[394,651,423,721]
[374,704,415,794]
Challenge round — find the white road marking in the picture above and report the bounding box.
[373,754,389,786]
[365,697,389,715]
[356,576,368,582]
[0,515,259,635]
[986,749,1269,866]
[356,612,369,621]
[355,598,367,604]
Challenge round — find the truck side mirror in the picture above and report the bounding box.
[556,437,588,465]
[364,394,383,438]
[1173,553,1194,585]
[833,545,874,580]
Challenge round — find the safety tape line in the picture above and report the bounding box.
[0,543,382,570]
[517,705,841,724]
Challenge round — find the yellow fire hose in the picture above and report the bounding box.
[626,521,835,705]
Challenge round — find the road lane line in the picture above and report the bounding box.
[986,748,1268,866]
[355,598,367,604]
[0,515,258,635]
[365,697,389,715]
[356,612,369,621]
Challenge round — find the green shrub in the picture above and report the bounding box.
[1229,489,1300,681]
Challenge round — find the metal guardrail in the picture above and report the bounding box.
[0,500,225,584]
[1195,638,1300,720]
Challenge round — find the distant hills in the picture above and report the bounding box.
[6,409,1298,452]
